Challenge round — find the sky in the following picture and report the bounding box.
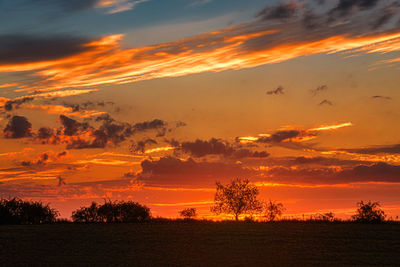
[1,0,400,220]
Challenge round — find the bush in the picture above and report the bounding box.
[179,208,197,220]
[0,198,59,224]
[351,201,386,223]
[72,200,151,223]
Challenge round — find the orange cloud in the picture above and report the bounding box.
[2,22,400,92]
[20,103,106,118]
[308,122,353,132]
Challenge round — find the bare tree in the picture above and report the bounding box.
[352,200,386,223]
[179,208,197,220]
[211,179,262,221]
[263,200,285,221]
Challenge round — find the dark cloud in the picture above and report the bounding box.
[3,116,32,138]
[342,144,400,155]
[0,35,92,64]
[36,115,169,149]
[130,139,158,153]
[263,161,400,184]
[266,86,285,95]
[256,2,298,21]
[257,130,302,143]
[329,0,380,17]
[372,6,397,29]
[371,95,392,100]
[178,138,269,158]
[310,85,328,96]
[63,101,115,112]
[319,99,333,106]
[138,156,254,186]
[20,152,50,167]
[133,119,166,132]
[341,162,400,182]
[3,97,34,111]
[59,115,89,136]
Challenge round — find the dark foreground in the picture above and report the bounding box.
[1,221,400,266]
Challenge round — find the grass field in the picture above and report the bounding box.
[1,221,400,266]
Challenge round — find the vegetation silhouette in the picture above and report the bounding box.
[351,201,386,223]
[71,200,151,223]
[211,178,263,221]
[179,208,197,220]
[263,200,285,221]
[0,198,58,224]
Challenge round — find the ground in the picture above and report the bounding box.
[1,221,400,266]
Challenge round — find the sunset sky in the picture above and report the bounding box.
[1,0,400,220]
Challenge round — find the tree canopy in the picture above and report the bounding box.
[211,179,262,221]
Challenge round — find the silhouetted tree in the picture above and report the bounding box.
[0,198,58,224]
[71,202,100,223]
[352,201,386,223]
[263,200,285,221]
[71,200,151,223]
[179,208,197,220]
[211,179,262,221]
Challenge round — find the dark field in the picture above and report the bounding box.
[1,222,400,266]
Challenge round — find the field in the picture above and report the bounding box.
[1,221,400,266]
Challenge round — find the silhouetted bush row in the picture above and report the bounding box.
[71,200,151,223]
[0,198,59,224]
[0,197,392,225]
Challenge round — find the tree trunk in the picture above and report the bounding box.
[235,214,239,221]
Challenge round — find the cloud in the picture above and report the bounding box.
[35,115,169,149]
[341,144,400,155]
[19,150,70,167]
[3,97,34,111]
[372,6,397,29]
[0,34,92,65]
[130,139,158,153]
[176,138,269,158]
[137,156,254,186]
[24,0,146,14]
[3,116,32,138]
[319,99,333,106]
[266,86,285,95]
[256,2,299,21]
[237,122,353,146]
[101,0,149,14]
[261,161,400,184]
[329,0,380,18]
[371,95,392,100]
[2,1,400,91]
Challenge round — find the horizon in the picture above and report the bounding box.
[1,0,400,220]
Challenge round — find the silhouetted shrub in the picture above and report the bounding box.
[179,208,197,220]
[352,201,386,223]
[0,198,58,224]
[72,200,151,223]
[310,212,335,222]
[263,200,285,221]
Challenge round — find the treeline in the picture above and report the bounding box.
[0,197,393,225]
[71,200,150,223]
[0,179,393,225]
[0,198,59,224]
